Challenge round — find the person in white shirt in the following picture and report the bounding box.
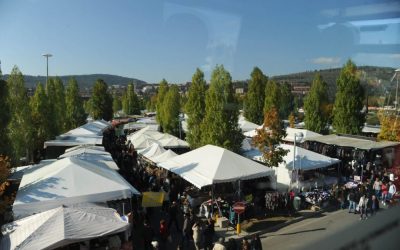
[358,194,369,220]
[388,181,397,201]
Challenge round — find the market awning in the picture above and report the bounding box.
[1,204,129,250]
[158,144,274,189]
[13,157,140,218]
[304,134,400,150]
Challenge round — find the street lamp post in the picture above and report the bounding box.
[42,53,52,85]
[293,132,304,192]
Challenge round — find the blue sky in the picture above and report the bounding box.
[0,0,399,83]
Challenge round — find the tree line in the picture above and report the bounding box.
[0,65,154,166]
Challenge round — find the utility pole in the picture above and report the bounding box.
[42,53,52,85]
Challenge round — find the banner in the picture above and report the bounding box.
[141,192,165,207]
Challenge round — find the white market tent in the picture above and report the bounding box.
[13,157,140,218]
[158,144,274,189]
[243,144,340,191]
[158,137,189,148]
[239,119,260,133]
[58,147,110,158]
[284,127,322,143]
[150,149,178,164]
[138,143,166,159]
[64,145,106,153]
[1,204,129,250]
[127,127,189,149]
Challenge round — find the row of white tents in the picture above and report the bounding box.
[2,121,138,250]
[131,126,341,191]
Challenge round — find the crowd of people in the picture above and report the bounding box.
[101,125,400,249]
[334,176,397,220]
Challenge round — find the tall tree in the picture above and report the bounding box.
[53,77,66,132]
[30,83,51,161]
[253,108,289,167]
[65,78,86,130]
[7,66,33,164]
[0,79,11,157]
[377,111,400,141]
[304,74,330,134]
[185,68,207,148]
[201,65,243,152]
[244,67,267,125]
[89,79,113,121]
[122,83,141,115]
[45,77,59,138]
[279,82,294,119]
[156,79,169,131]
[162,85,181,136]
[112,94,122,114]
[264,80,280,115]
[333,60,365,134]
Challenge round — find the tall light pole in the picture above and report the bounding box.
[391,68,400,113]
[293,132,303,191]
[42,53,52,85]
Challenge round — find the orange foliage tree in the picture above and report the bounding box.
[253,108,289,167]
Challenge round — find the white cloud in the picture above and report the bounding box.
[311,57,341,65]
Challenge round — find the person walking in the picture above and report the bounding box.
[213,237,227,250]
[388,181,397,202]
[381,182,388,205]
[168,201,181,233]
[358,194,369,220]
[192,220,202,250]
[348,189,356,213]
[373,177,382,200]
[370,195,379,216]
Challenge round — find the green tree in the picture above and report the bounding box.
[7,66,33,164]
[112,94,122,114]
[30,83,51,161]
[185,68,207,148]
[156,79,169,131]
[0,79,11,157]
[264,80,280,115]
[65,78,86,130]
[162,85,181,136]
[253,108,289,167]
[333,60,365,134]
[45,77,59,138]
[201,65,243,152]
[89,79,113,121]
[377,111,400,141]
[122,83,141,115]
[304,74,330,134]
[244,67,267,125]
[279,82,293,119]
[146,94,157,112]
[53,77,66,132]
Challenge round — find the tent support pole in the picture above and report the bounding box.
[211,185,214,217]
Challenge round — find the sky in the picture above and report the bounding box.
[0,0,399,83]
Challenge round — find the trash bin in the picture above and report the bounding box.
[293,196,301,211]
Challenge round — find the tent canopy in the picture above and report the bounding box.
[150,149,178,164]
[61,120,110,137]
[1,204,128,250]
[284,127,322,143]
[304,134,399,150]
[158,144,274,189]
[13,157,139,218]
[243,144,341,171]
[127,127,189,149]
[138,143,166,159]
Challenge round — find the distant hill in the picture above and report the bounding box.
[3,74,147,89]
[271,66,396,101]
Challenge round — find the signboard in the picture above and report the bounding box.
[233,201,246,215]
[142,192,164,207]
